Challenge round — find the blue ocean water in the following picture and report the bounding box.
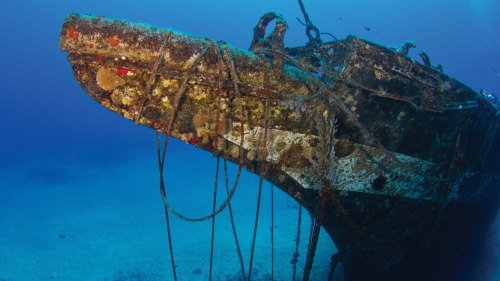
[0,0,499,280]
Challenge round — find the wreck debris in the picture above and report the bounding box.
[297,0,323,45]
[418,50,443,72]
[59,12,500,281]
[400,41,416,56]
[249,12,288,52]
[418,51,431,66]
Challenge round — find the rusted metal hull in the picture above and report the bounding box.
[59,13,500,280]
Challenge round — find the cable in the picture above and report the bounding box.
[223,159,247,280]
[136,33,171,125]
[271,182,274,281]
[291,205,302,281]
[302,187,328,281]
[209,156,220,281]
[156,132,178,281]
[247,62,272,281]
[157,41,246,222]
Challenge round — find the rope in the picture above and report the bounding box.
[208,156,220,281]
[270,182,274,281]
[291,205,302,281]
[246,161,265,281]
[222,46,248,280]
[302,186,328,281]
[296,18,337,40]
[247,62,272,281]
[152,40,234,280]
[136,33,172,125]
[154,45,213,281]
[297,0,323,45]
[303,214,316,278]
[156,132,178,281]
[207,38,225,151]
[208,40,225,281]
[307,215,316,258]
[153,40,248,280]
[327,253,339,281]
[223,159,247,280]
[157,41,246,222]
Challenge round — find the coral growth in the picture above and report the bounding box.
[67,26,79,40]
[309,107,338,188]
[96,67,125,91]
[109,34,120,46]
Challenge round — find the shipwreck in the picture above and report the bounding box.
[59,10,500,281]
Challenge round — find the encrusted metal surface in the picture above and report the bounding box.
[59,13,500,281]
[59,13,497,201]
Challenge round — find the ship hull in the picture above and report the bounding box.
[59,13,500,280]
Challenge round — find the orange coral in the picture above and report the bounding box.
[67,26,79,40]
[109,34,119,46]
[96,67,125,91]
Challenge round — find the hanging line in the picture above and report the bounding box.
[247,59,272,281]
[246,127,266,281]
[296,0,323,45]
[153,39,246,280]
[291,205,302,281]
[153,41,217,281]
[327,253,340,281]
[306,213,316,261]
[270,182,274,281]
[156,131,178,281]
[223,159,247,281]
[208,37,227,281]
[221,45,248,281]
[304,213,316,278]
[141,34,175,281]
[302,187,328,281]
[157,41,246,223]
[208,156,220,281]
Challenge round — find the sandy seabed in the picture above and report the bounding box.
[0,149,337,281]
